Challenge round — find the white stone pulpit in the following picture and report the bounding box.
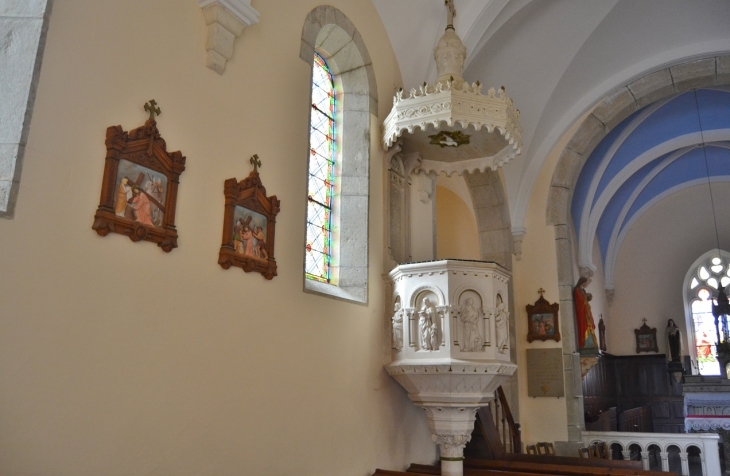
[386,260,516,476]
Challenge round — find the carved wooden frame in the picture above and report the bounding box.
[92,118,185,252]
[218,171,280,280]
[634,323,658,354]
[526,294,561,343]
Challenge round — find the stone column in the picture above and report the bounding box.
[621,450,631,461]
[423,406,478,476]
[660,451,669,472]
[680,450,689,476]
[640,450,650,470]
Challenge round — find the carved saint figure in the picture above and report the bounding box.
[392,302,404,352]
[574,277,597,349]
[665,319,683,363]
[494,302,509,354]
[115,177,132,217]
[418,298,438,351]
[130,186,154,226]
[598,317,607,352]
[460,298,482,352]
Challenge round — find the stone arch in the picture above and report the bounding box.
[0,0,52,218]
[465,169,512,271]
[300,5,377,115]
[544,54,730,442]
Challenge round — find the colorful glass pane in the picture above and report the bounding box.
[689,256,730,376]
[305,53,335,282]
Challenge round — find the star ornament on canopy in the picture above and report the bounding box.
[382,1,522,177]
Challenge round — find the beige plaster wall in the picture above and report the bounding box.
[609,183,730,357]
[511,126,580,445]
[0,1,437,474]
[435,185,480,260]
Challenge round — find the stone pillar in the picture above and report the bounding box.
[554,223,585,444]
[424,406,478,476]
[660,451,669,472]
[680,449,689,476]
[640,450,650,470]
[622,450,631,461]
[717,429,730,475]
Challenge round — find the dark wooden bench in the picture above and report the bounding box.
[465,458,666,475]
[499,453,642,470]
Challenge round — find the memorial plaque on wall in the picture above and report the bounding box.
[527,348,564,397]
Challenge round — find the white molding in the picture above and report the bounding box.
[198,0,259,74]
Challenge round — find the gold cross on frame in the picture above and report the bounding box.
[250,154,261,173]
[144,100,161,121]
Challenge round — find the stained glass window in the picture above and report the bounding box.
[688,255,730,375]
[305,53,336,282]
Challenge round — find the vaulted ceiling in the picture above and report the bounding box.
[371,0,730,233]
[572,88,730,289]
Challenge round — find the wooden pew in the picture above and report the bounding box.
[501,453,641,469]
[465,458,666,475]
[408,460,662,476]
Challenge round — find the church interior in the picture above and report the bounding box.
[1,0,730,475]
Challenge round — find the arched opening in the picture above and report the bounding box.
[683,250,730,375]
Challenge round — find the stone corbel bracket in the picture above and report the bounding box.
[198,0,259,74]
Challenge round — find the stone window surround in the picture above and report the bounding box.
[544,55,730,444]
[0,0,52,219]
[683,249,730,374]
[299,5,377,304]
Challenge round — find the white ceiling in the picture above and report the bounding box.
[371,0,730,233]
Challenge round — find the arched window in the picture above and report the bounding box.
[300,6,378,304]
[684,251,730,375]
[305,53,336,283]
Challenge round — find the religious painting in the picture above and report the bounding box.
[92,100,186,252]
[218,155,280,280]
[231,206,268,260]
[114,159,168,227]
[526,290,560,343]
[635,321,658,353]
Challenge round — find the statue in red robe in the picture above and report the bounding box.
[574,276,597,349]
[130,187,155,226]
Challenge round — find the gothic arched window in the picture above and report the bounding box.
[305,53,336,283]
[684,251,730,375]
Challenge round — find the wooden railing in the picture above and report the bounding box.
[475,386,521,455]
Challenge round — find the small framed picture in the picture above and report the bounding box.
[218,161,280,280]
[92,102,186,252]
[526,292,560,343]
[635,321,658,353]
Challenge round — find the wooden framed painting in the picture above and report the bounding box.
[92,101,186,252]
[526,292,561,343]
[218,158,280,280]
[635,321,658,353]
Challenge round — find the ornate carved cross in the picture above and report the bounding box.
[538,288,545,297]
[144,100,161,121]
[642,318,647,325]
[250,154,261,173]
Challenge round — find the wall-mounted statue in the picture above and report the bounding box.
[494,302,509,354]
[419,298,438,351]
[665,319,683,363]
[574,277,598,351]
[460,298,482,352]
[392,301,404,351]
